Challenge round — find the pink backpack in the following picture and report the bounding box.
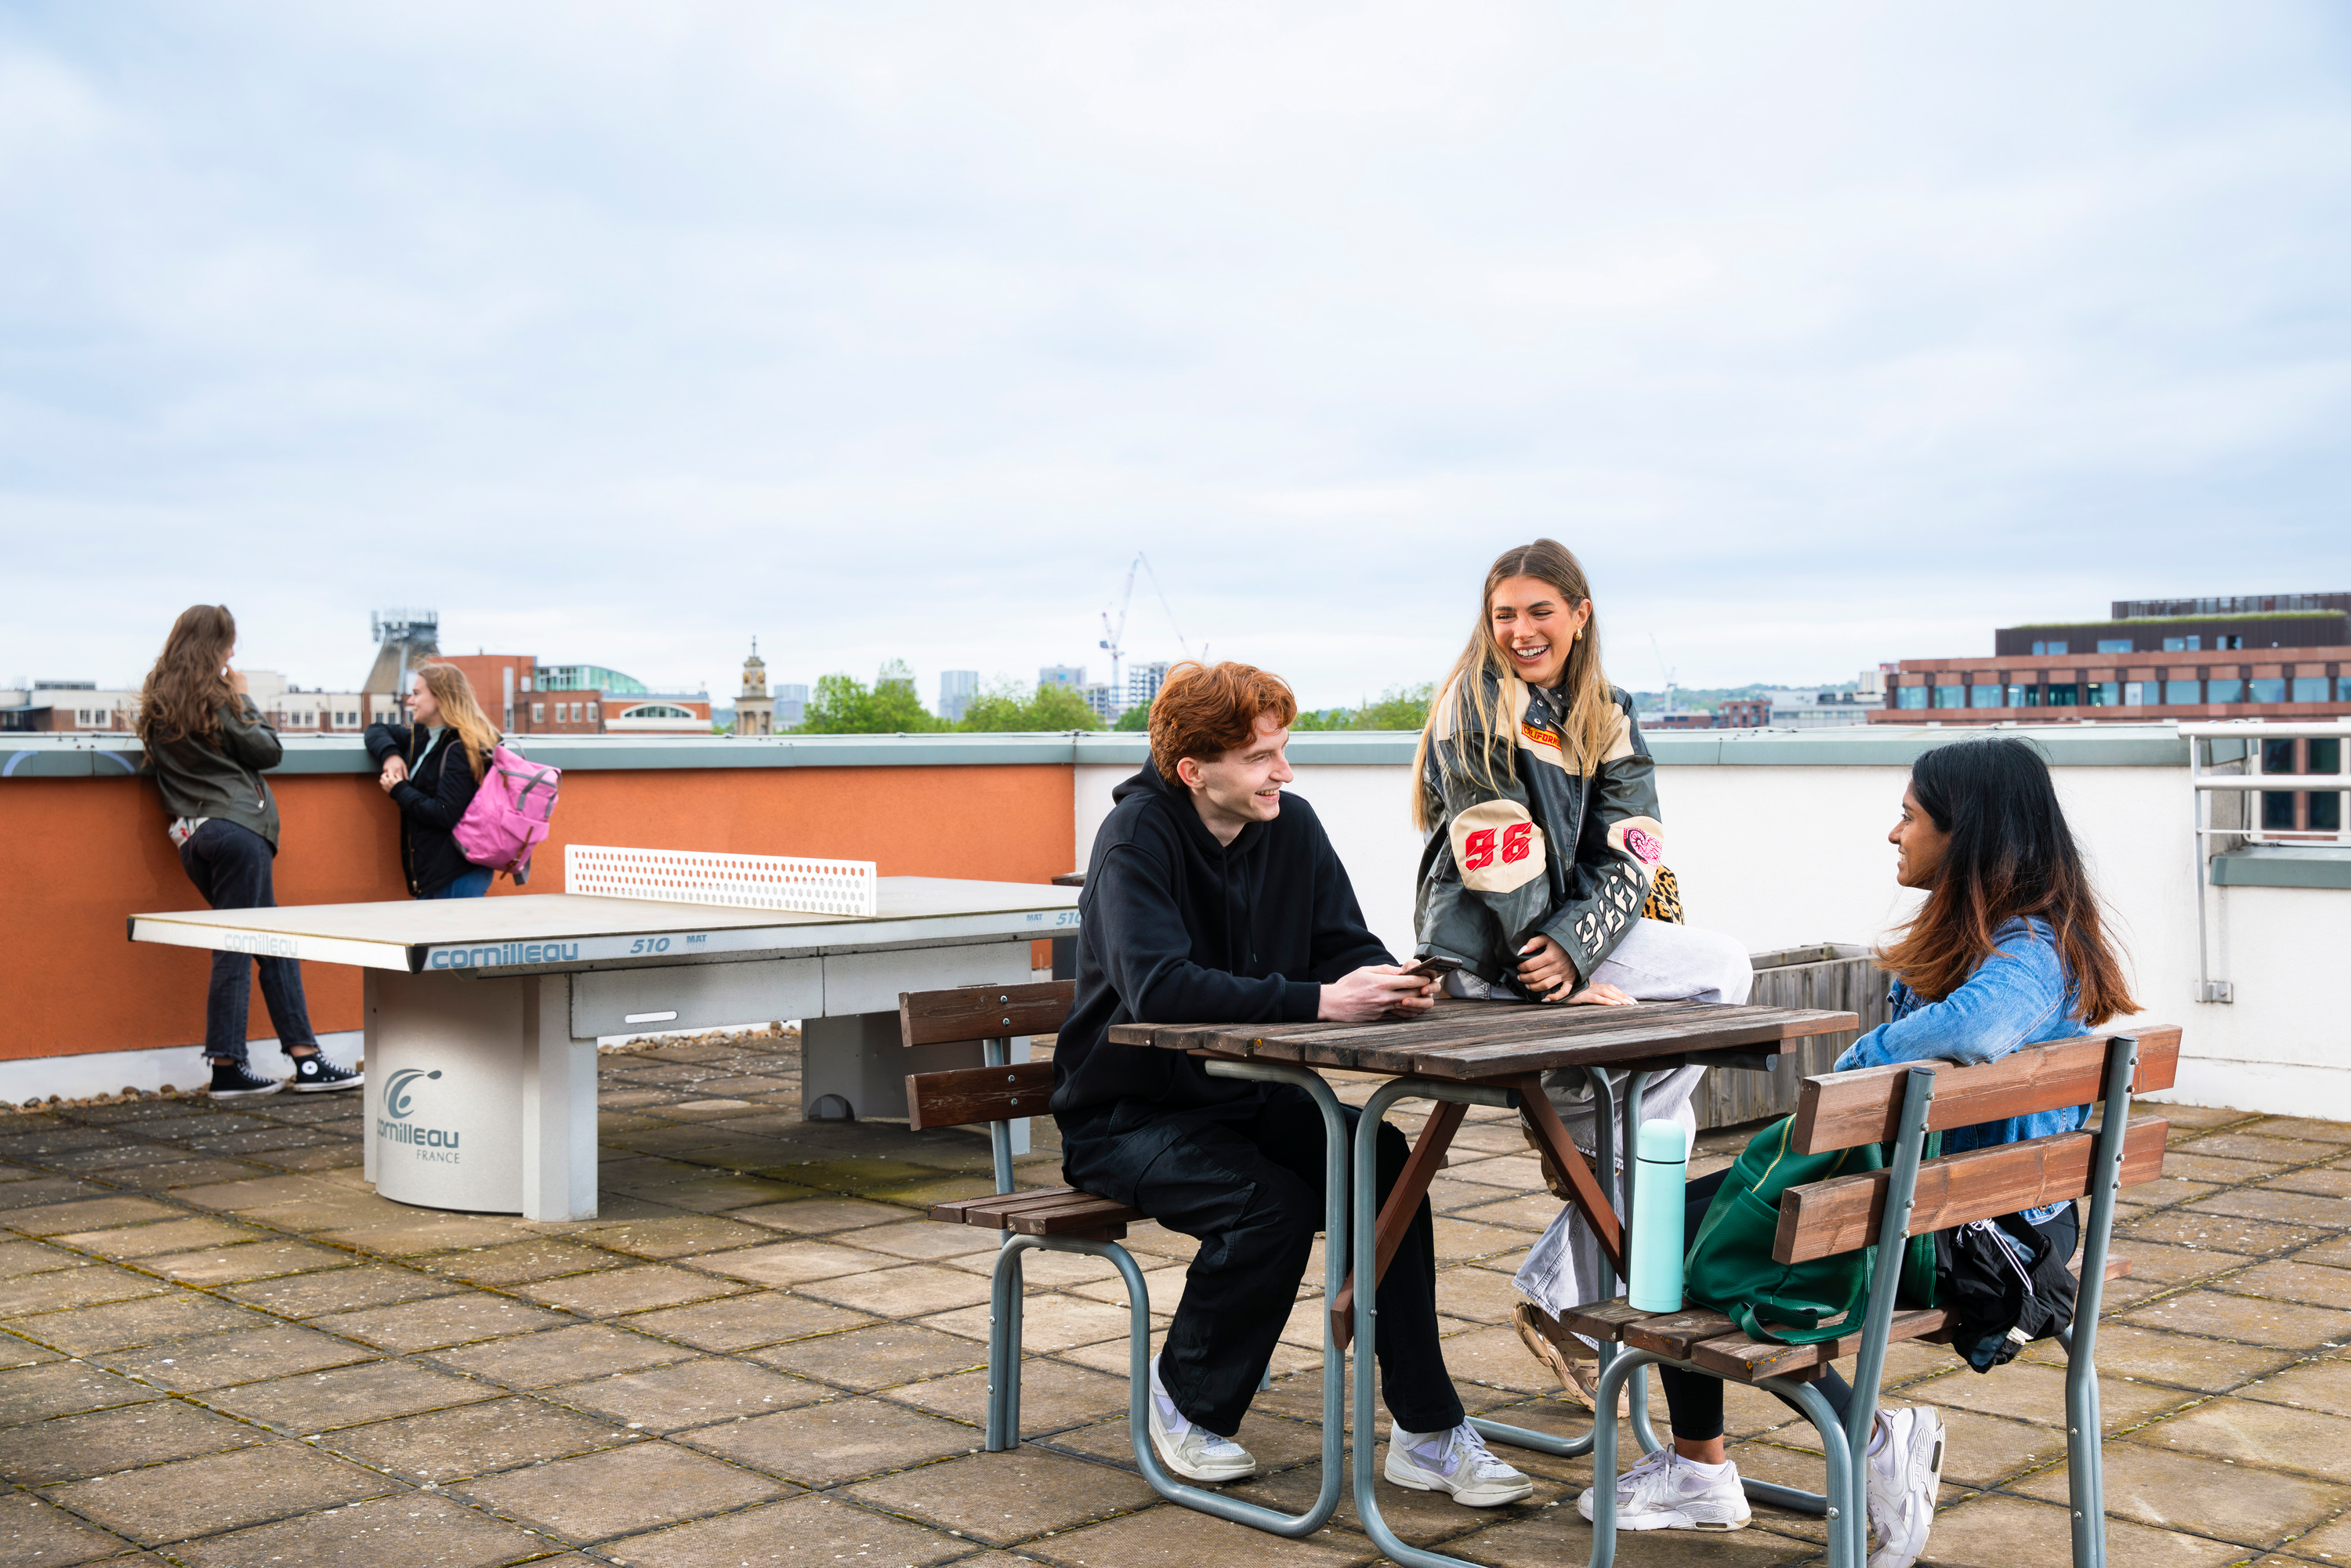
[454,744,560,884]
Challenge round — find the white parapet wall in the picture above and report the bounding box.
[1074,722,2349,1121]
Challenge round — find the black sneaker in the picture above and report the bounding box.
[209,1061,284,1098]
[287,1053,364,1094]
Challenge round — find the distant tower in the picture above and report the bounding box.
[938,669,979,723]
[736,639,774,736]
[364,609,439,721]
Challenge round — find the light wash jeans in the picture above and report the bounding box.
[1456,918,1754,1327]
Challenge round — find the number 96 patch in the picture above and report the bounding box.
[1448,798,1547,893]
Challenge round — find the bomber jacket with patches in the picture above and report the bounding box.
[1412,675,1663,993]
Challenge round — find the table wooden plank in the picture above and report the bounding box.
[1399,1009,1857,1080]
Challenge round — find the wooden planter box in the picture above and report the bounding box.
[1690,944,1891,1132]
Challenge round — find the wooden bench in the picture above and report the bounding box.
[901,980,1355,1540]
[900,981,1146,1454]
[1568,1025,2180,1568]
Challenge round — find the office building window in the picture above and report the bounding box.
[2123,681,2148,706]
[1933,686,1962,708]
[2164,679,2200,704]
[2096,639,2132,654]
[2313,741,2343,831]
[2341,677,2351,701]
[2045,684,2078,706]
[2087,682,2121,707]
[588,703,600,721]
[2162,636,2202,653]
[2007,685,2039,708]
[2250,678,2286,704]
[532,703,545,722]
[2293,677,2327,703]
[2029,640,2070,657]
[2208,679,2243,704]
[2316,793,2345,832]
[1896,686,1927,710]
[1969,685,2001,708]
[2218,636,2243,650]
[2263,791,2298,831]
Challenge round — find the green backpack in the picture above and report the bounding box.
[1683,1117,1938,1345]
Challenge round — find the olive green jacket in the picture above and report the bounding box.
[145,698,284,849]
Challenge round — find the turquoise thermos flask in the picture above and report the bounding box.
[1628,1118,1690,1312]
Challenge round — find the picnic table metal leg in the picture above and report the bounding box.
[1331,1097,1467,1349]
[2066,1037,2137,1568]
[1350,1076,1523,1568]
[987,1233,1028,1451]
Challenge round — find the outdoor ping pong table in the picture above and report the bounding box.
[128,876,1082,1221]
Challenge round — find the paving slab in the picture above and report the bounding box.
[136,1238,357,1285]
[2009,1438,2349,1548]
[431,1322,697,1388]
[103,1324,379,1390]
[545,1356,832,1431]
[221,1260,461,1317]
[624,1289,875,1350]
[455,1439,786,1542]
[0,1490,139,1568]
[168,1489,545,1568]
[673,1393,978,1486]
[602,1492,964,1568]
[752,1321,990,1391]
[310,1291,574,1352]
[0,1398,267,1483]
[514,1262,744,1316]
[849,1444,1158,1544]
[325,1393,636,1482]
[0,1359,159,1422]
[7,1289,266,1354]
[207,1357,504,1431]
[42,1439,396,1545]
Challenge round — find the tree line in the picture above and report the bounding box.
[766,664,1436,735]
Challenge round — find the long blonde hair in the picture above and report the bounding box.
[1411,539,1617,831]
[412,664,498,780]
[136,605,239,747]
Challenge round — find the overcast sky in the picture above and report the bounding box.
[4,4,2347,709]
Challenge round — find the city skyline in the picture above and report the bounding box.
[5,7,2348,707]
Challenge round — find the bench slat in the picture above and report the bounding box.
[1791,1027,2182,1154]
[907,1063,1055,1131]
[1775,1116,2168,1265]
[927,1186,1144,1237]
[900,981,1074,1048]
[1562,1257,2135,1382]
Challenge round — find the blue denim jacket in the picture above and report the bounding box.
[1835,917,2088,1223]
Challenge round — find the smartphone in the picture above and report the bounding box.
[1401,956,1461,982]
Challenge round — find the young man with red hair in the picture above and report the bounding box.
[1050,661,1531,1508]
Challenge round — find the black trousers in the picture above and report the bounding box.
[1060,1085,1466,1438]
[177,820,317,1063]
[1657,1170,2081,1442]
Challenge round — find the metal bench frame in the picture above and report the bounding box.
[938,1025,1353,1537]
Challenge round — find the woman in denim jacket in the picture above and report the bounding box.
[1583,737,2139,1568]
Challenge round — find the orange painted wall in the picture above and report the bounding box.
[0,764,1074,1063]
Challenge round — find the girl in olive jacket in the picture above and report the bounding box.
[1411,539,1752,1407]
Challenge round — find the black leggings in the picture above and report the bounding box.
[1654,1169,2080,1442]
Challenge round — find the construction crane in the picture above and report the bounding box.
[1099,553,1194,704]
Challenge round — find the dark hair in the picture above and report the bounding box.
[136,605,238,748]
[1878,737,2138,1026]
[1149,661,1299,780]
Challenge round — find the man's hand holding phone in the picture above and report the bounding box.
[1319,964,1440,1022]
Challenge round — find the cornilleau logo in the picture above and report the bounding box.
[384,1068,439,1119]
[377,1069,461,1160]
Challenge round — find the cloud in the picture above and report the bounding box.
[2,2,2347,702]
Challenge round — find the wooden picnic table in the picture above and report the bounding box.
[1109,997,1860,1343]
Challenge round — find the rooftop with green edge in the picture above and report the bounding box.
[3,1026,2349,1566]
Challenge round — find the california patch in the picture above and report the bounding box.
[1607,815,1665,878]
[1450,798,1548,894]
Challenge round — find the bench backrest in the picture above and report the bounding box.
[1773,1027,2179,1267]
[898,981,1074,1143]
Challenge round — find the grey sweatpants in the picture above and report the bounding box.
[1495,919,1755,1327]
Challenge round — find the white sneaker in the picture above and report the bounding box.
[1578,1448,1751,1531]
[1146,1354,1255,1483]
[1865,1407,1945,1568]
[1384,1420,1534,1508]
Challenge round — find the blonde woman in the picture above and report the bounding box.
[1412,539,1751,1406]
[136,605,363,1096]
[363,664,499,899]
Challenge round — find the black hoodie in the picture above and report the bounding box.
[1049,761,1392,1122]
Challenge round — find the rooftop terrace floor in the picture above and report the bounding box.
[2,1030,2348,1567]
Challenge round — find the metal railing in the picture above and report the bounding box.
[2183,719,2351,1003]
